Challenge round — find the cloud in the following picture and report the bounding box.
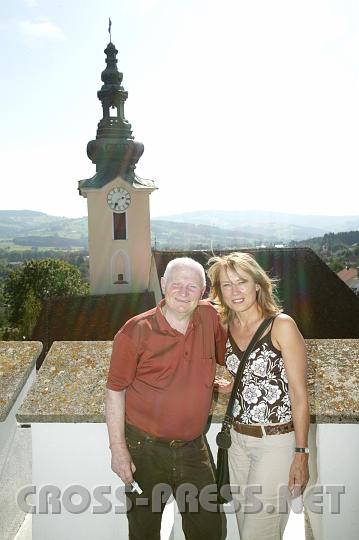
[18,19,66,41]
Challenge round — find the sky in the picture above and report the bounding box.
[1,0,359,219]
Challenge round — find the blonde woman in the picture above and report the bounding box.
[208,252,309,540]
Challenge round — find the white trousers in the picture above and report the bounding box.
[228,428,295,540]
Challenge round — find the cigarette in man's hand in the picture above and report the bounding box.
[131,481,143,494]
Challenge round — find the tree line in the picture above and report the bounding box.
[0,250,89,340]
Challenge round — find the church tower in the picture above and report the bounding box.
[78,39,156,295]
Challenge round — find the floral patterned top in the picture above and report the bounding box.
[225,327,292,424]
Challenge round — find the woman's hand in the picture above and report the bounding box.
[288,453,309,495]
[214,376,234,394]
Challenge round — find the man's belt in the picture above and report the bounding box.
[233,420,294,438]
[125,423,199,448]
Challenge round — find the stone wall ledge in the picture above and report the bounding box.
[14,339,359,424]
[0,341,43,422]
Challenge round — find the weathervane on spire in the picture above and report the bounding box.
[108,17,112,43]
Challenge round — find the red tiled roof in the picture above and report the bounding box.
[154,248,359,339]
[32,292,155,366]
[337,267,358,283]
[31,248,359,368]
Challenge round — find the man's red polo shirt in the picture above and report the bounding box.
[107,300,226,441]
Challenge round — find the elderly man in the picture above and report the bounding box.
[106,257,226,540]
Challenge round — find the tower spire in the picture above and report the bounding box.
[85,37,144,183]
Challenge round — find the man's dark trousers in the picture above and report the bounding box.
[125,424,226,540]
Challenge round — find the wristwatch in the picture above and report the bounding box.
[295,447,310,454]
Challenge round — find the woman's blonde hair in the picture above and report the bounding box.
[207,252,282,324]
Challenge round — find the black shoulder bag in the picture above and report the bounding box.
[216,316,274,504]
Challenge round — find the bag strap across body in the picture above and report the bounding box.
[216,316,275,449]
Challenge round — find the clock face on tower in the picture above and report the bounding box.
[107,187,131,212]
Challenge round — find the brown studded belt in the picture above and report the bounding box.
[125,423,199,448]
[233,420,294,438]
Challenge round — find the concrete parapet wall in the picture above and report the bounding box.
[0,342,42,540]
[15,339,359,424]
[0,339,357,539]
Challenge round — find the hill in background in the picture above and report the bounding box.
[156,210,359,240]
[0,209,359,250]
[0,211,88,249]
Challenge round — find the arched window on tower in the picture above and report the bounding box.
[111,250,130,285]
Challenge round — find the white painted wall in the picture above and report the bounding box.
[28,421,357,540]
[29,423,236,540]
[306,423,359,540]
[31,423,151,540]
[0,367,36,540]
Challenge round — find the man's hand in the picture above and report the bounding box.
[110,443,136,485]
[214,376,234,394]
[288,453,309,495]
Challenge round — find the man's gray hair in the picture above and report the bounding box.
[163,257,206,288]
